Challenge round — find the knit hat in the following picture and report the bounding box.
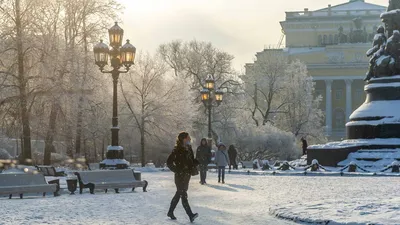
[217,142,226,147]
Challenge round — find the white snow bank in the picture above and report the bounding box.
[365,82,400,90]
[338,149,400,167]
[349,100,400,120]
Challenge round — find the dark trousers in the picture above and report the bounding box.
[169,173,193,216]
[199,164,208,183]
[218,166,225,182]
[229,158,238,170]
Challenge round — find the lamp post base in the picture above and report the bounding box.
[99,159,130,169]
[99,145,130,169]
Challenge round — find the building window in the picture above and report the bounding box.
[329,34,333,45]
[323,35,327,45]
[334,108,345,128]
[334,34,338,44]
[335,89,343,100]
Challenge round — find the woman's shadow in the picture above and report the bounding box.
[226,184,254,191]
[206,184,238,192]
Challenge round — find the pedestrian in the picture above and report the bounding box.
[228,145,238,170]
[301,137,308,155]
[167,132,199,222]
[215,142,229,184]
[196,138,211,185]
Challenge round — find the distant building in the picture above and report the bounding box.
[245,0,386,140]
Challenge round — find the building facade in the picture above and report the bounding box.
[245,0,386,140]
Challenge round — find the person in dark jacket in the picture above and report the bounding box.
[301,137,308,155]
[196,138,211,185]
[228,145,238,170]
[167,132,199,222]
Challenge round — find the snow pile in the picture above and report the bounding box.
[338,148,400,168]
[309,138,400,149]
[348,100,400,125]
[131,167,161,173]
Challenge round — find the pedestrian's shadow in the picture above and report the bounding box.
[228,184,254,191]
[207,184,238,192]
[227,184,254,191]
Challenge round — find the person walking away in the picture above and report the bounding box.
[196,138,211,185]
[301,137,308,155]
[215,142,229,184]
[167,132,199,222]
[228,145,238,170]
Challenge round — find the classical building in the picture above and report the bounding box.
[245,0,386,140]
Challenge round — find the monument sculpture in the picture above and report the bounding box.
[308,0,400,167]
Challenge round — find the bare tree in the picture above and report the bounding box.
[242,50,289,126]
[243,50,325,141]
[158,40,241,142]
[121,52,193,167]
[0,0,43,163]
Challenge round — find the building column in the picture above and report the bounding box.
[325,79,333,136]
[345,79,353,122]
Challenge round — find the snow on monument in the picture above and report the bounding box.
[308,0,400,167]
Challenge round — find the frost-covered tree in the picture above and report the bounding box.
[158,40,241,142]
[274,60,325,140]
[0,149,12,160]
[235,123,299,161]
[243,50,325,140]
[121,52,194,167]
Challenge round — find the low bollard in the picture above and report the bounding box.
[66,178,77,195]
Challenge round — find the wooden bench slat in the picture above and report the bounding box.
[0,173,59,198]
[74,169,148,194]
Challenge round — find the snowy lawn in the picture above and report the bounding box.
[1,172,399,225]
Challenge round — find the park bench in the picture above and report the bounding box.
[207,163,217,170]
[88,163,100,170]
[36,165,66,177]
[0,173,60,199]
[240,161,255,169]
[74,169,148,194]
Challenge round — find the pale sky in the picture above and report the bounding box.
[117,0,385,71]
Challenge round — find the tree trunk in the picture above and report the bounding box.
[66,125,74,158]
[140,98,146,167]
[16,0,32,164]
[101,136,105,160]
[75,7,89,155]
[93,136,97,162]
[74,97,83,155]
[44,102,58,165]
[140,121,145,167]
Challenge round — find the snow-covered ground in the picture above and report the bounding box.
[1,171,400,225]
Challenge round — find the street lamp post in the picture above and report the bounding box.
[200,75,224,142]
[93,22,136,169]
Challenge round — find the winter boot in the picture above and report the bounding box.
[167,211,177,220]
[189,213,198,223]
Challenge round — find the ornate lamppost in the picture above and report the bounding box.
[93,22,136,169]
[200,75,224,142]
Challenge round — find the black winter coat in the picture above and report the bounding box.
[228,147,237,159]
[196,145,211,165]
[167,145,198,174]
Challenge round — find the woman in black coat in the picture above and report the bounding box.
[196,138,211,184]
[167,132,199,222]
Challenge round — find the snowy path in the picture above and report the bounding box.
[1,172,399,224]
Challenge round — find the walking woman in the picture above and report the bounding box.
[215,142,229,183]
[196,138,211,185]
[167,132,199,222]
